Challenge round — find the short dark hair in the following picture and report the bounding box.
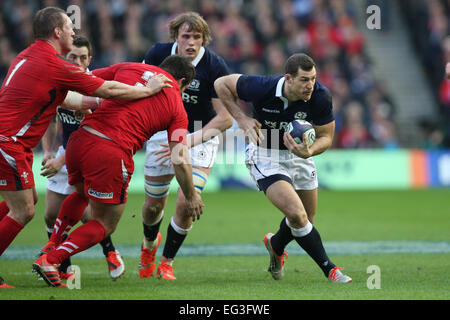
[73,35,92,56]
[159,55,195,88]
[285,53,316,77]
[33,7,66,40]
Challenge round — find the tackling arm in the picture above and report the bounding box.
[92,74,172,101]
[170,141,204,221]
[41,115,58,165]
[187,98,234,148]
[214,74,264,145]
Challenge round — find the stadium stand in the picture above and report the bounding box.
[397,0,450,148]
[0,0,446,149]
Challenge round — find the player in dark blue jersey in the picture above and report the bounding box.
[215,53,352,283]
[40,36,125,280]
[139,12,233,280]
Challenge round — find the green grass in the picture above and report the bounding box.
[1,189,449,300]
[0,254,448,300]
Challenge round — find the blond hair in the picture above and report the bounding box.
[169,12,212,46]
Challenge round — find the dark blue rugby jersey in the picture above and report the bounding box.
[144,42,231,133]
[57,108,83,149]
[236,75,334,150]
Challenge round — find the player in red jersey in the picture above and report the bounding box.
[0,7,171,288]
[33,55,204,287]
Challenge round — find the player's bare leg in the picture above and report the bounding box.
[296,188,318,223]
[44,189,67,231]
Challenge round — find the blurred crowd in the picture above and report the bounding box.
[0,0,400,149]
[399,0,450,148]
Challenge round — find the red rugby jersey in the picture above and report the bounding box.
[0,40,105,149]
[84,62,188,155]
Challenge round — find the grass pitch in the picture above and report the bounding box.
[1,189,449,301]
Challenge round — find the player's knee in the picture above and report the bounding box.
[285,206,308,228]
[142,198,165,218]
[44,211,56,228]
[33,193,38,205]
[13,204,35,225]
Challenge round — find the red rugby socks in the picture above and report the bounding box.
[0,201,9,221]
[47,220,106,265]
[49,192,88,245]
[0,216,24,256]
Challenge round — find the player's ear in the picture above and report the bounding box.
[178,77,188,92]
[284,73,291,83]
[53,27,60,39]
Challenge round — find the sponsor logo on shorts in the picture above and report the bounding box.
[0,179,6,186]
[88,188,113,199]
[197,150,206,160]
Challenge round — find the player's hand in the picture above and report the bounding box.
[154,143,172,166]
[41,151,54,166]
[238,117,264,145]
[74,109,92,120]
[185,192,204,222]
[40,157,64,178]
[146,73,173,93]
[283,132,312,159]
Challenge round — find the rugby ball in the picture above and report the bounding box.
[285,120,316,147]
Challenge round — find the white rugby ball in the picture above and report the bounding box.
[285,119,316,147]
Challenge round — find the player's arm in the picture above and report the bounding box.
[188,98,234,148]
[284,121,335,159]
[41,115,58,165]
[91,74,172,100]
[63,62,172,102]
[41,152,65,178]
[169,141,204,221]
[60,91,100,111]
[40,114,65,178]
[214,74,264,145]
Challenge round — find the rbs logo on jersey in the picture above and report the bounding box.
[182,92,198,104]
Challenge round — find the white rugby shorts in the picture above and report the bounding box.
[245,143,318,191]
[46,145,75,195]
[144,130,219,176]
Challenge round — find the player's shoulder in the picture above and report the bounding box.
[202,47,229,69]
[145,42,173,65]
[312,81,332,104]
[148,42,174,58]
[238,74,282,89]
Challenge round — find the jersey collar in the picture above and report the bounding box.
[171,42,205,67]
[275,77,289,110]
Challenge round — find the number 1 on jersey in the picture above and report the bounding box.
[5,58,27,87]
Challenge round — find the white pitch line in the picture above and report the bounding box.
[1,241,449,260]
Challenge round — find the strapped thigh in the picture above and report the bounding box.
[144,180,171,198]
